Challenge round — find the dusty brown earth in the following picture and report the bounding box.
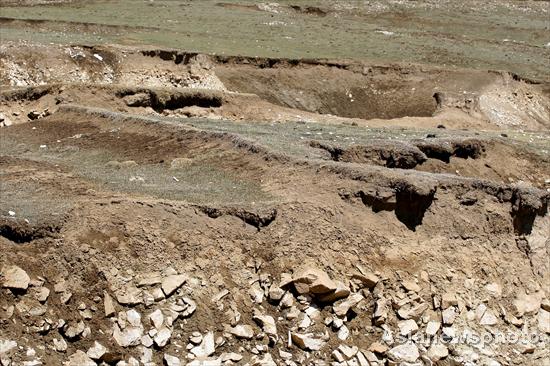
[0,2,550,366]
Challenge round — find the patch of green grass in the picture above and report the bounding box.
[0,135,274,205]
[1,0,549,80]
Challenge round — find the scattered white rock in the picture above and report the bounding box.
[162,274,187,297]
[1,265,30,290]
[427,343,449,361]
[164,353,181,366]
[64,350,96,366]
[221,352,243,362]
[0,340,17,355]
[116,285,143,305]
[513,291,542,316]
[253,313,277,336]
[387,342,420,363]
[538,309,550,334]
[191,331,215,358]
[291,333,324,351]
[333,293,363,317]
[154,328,172,348]
[442,306,458,325]
[87,341,107,360]
[426,320,441,336]
[113,323,143,347]
[229,324,254,339]
[53,338,67,352]
[291,267,337,296]
[149,309,164,329]
[398,319,418,336]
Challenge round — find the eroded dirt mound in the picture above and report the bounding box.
[1,42,549,130]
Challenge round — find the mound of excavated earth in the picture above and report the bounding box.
[0,42,549,366]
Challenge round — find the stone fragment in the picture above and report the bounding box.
[333,293,363,317]
[286,306,300,320]
[161,274,187,297]
[441,293,458,309]
[351,272,379,289]
[54,280,68,293]
[279,292,294,308]
[291,333,324,351]
[64,321,85,340]
[140,346,153,363]
[250,353,276,366]
[426,320,441,336]
[479,308,498,326]
[397,302,429,320]
[253,313,277,336]
[127,309,142,327]
[249,282,264,304]
[113,324,143,347]
[1,265,30,290]
[116,285,143,305]
[485,283,502,297]
[356,351,370,366]
[104,292,116,317]
[229,324,254,339]
[402,280,421,293]
[387,342,419,363]
[268,285,285,301]
[398,319,418,336]
[338,345,358,359]
[513,291,543,317]
[221,352,243,362]
[291,267,337,295]
[136,272,162,287]
[61,291,73,304]
[212,289,229,303]
[332,350,345,362]
[368,342,388,354]
[163,354,181,366]
[87,341,107,360]
[538,309,550,333]
[190,331,215,358]
[64,350,96,366]
[442,307,458,325]
[373,298,388,325]
[53,338,67,352]
[149,309,164,329]
[427,343,449,361]
[123,93,151,107]
[154,328,172,348]
[317,281,351,304]
[337,325,350,340]
[0,340,17,355]
[32,287,50,303]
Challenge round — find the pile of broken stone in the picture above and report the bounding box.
[1,264,549,366]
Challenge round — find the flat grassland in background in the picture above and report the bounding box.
[1,0,549,81]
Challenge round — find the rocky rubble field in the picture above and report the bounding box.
[1,262,549,366]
